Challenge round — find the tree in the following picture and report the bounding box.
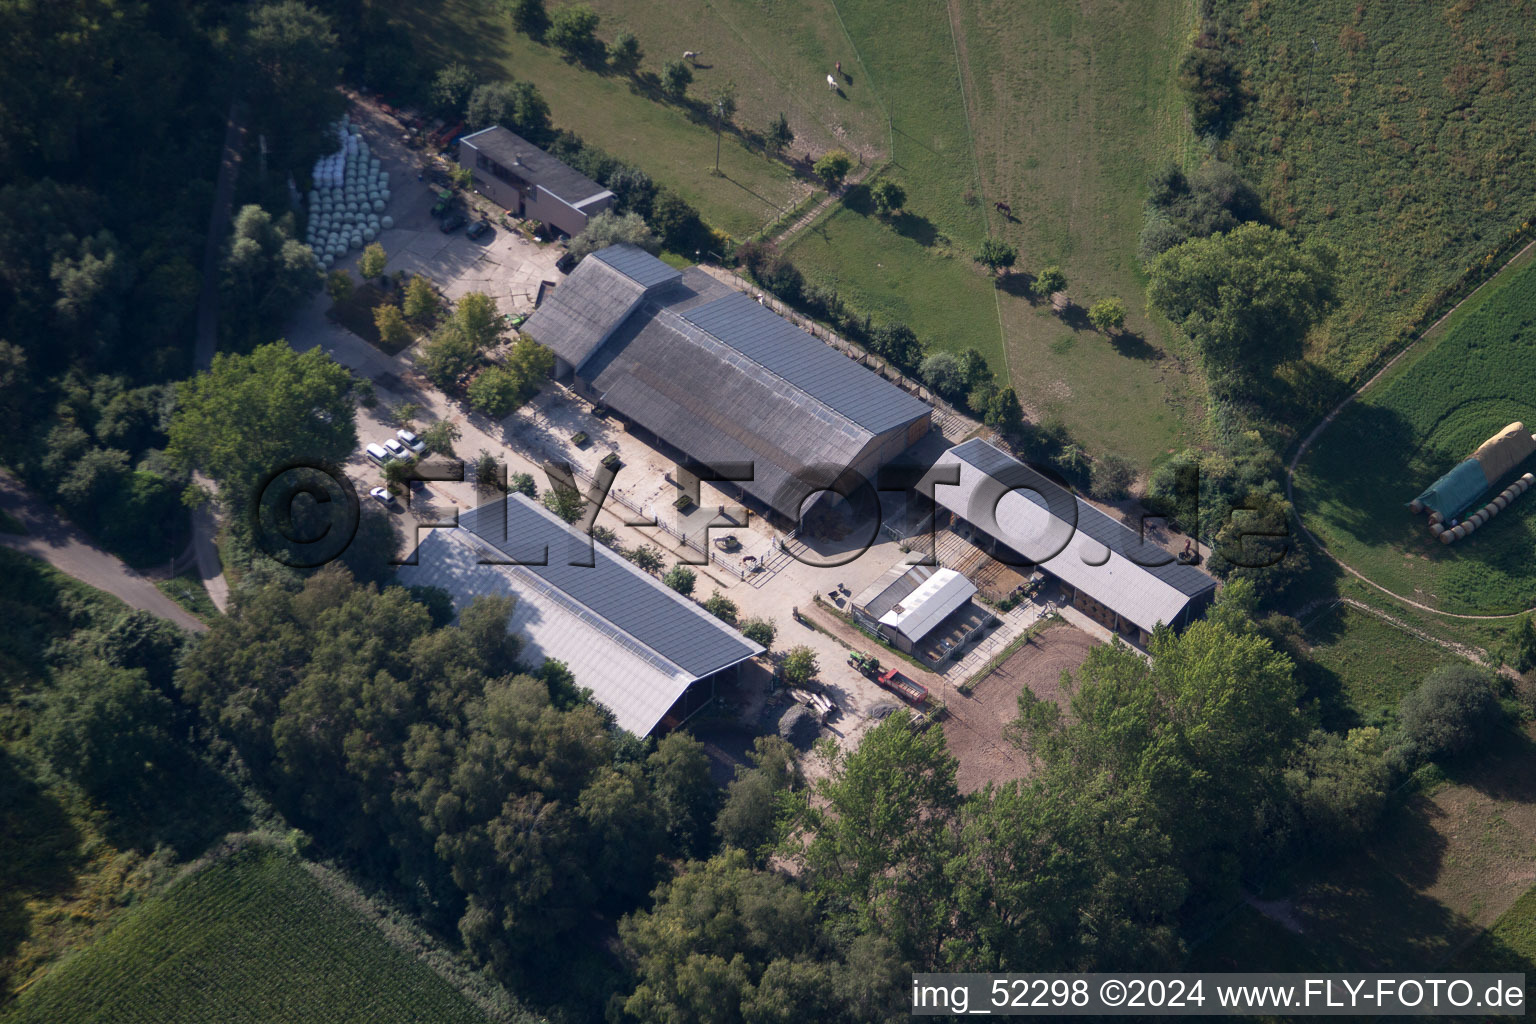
[662,564,696,596]
[1504,613,1536,674]
[781,645,818,686]
[609,32,642,74]
[242,2,343,165]
[465,80,552,142]
[1034,264,1066,296]
[358,242,388,282]
[973,237,1016,276]
[509,472,537,497]
[1089,452,1136,501]
[420,419,461,457]
[506,0,548,38]
[34,663,178,803]
[1397,665,1503,765]
[628,544,664,573]
[402,275,441,325]
[418,322,478,388]
[454,292,503,349]
[466,365,526,417]
[983,386,1025,437]
[220,205,321,350]
[325,268,353,303]
[813,150,853,191]
[374,303,413,350]
[1015,620,1303,896]
[1088,296,1126,334]
[542,483,586,523]
[430,62,477,119]
[766,113,794,155]
[647,732,719,856]
[567,211,659,261]
[867,320,924,368]
[740,617,777,649]
[661,60,693,99]
[716,736,800,862]
[547,4,600,59]
[710,83,738,125]
[957,348,991,390]
[1284,728,1390,850]
[920,351,966,401]
[504,334,555,388]
[870,180,905,216]
[703,591,738,624]
[1147,222,1337,381]
[168,343,356,502]
[787,714,959,961]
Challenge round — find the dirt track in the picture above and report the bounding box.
[941,624,1096,792]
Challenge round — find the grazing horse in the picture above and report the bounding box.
[826,73,837,91]
[683,50,700,62]
[994,200,1012,216]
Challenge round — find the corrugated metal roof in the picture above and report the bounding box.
[680,292,932,436]
[878,567,977,641]
[398,529,701,736]
[525,256,649,368]
[460,127,611,207]
[854,563,936,619]
[452,493,763,678]
[590,244,683,290]
[930,439,1217,634]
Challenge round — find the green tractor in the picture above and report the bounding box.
[847,651,881,677]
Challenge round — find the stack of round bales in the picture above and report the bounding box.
[1431,471,1535,544]
[304,114,394,268]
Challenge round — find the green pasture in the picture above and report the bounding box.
[1297,257,1536,615]
[1300,604,1456,726]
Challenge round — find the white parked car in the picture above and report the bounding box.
[365,442,392,465]
[396,428,426,454]
[369,486,393,506]
[383,437,410,461]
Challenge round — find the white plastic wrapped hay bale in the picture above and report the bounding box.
[380,189,391,203]
[381,215,394,230]
[363,227,376,242]
[373,199,386,213]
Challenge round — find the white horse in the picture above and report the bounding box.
[683,50,699,62]
[826,73,837,91]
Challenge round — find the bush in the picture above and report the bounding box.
[1034,265,1066,296]
[1088,296,1126,334]
[506,0,548,38]
[542,484,586,523]
[609,32,642,74]
[1089,453,1136,501]
[325,268,353,303]
[920,351,966,401]
[430,62,477,120]
[870,180,905,215]
[568,210,659,261]
[627,544,664,573]
[1284,728,1391,850]
[1397,664,1504,764]
[466,365,526,417]
[661,60,693,99]
[740,617,776,649]
[813,150,853,190]
[509,472,537,497]
[781,645,818,686]
[547,4,601,60]
[373,303,413,350]
[702,591,738,624]
[662,564,696,595]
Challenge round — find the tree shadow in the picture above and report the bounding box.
[1108,330,1160,361]
[98,748,250,858]
[841,183,873,215]
[890,211,939,247]
[1439,726,1536,803]
[996,272,1037,300]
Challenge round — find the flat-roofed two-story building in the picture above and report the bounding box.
[458,126,615,238]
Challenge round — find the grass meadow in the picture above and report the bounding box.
[1300,603,1457,726]
[3,846,494,1024]
[1296,255,1536,615]
[382,0,878,239]
[1224,0,1536,381]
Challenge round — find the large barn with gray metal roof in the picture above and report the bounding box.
[526,244,933,524]
[396,492,763,736]
[927,438,1217,643]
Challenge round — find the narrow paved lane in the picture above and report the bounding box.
[0,473,207,633]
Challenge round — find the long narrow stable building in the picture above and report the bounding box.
[927,438,1217,643]
[397,492,763,735]
[526,244,933,525]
